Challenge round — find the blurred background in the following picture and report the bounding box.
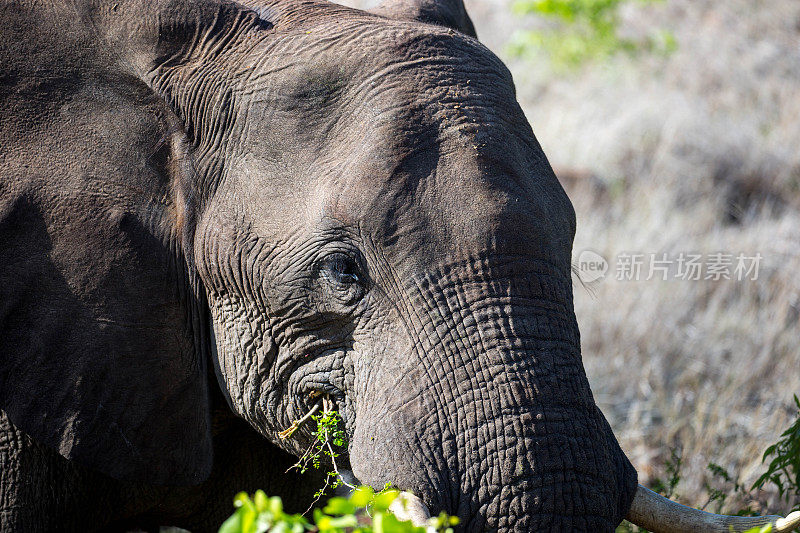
[338,0,800,515]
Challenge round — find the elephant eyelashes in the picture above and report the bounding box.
[318,252,366,304]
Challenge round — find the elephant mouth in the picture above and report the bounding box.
[282,387,348,439]
[287,347,351,425]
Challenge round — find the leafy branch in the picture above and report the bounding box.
[508,0,676,69]
[753,395,800,508]
[282,396,356,511]
[219,486,459,533]
[224,396,461,532]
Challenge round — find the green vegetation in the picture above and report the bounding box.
[617,396,800,532]
[508,0,675,68]
[218,486,459,533]
[650,447,682,500]
[286,398,354,505]
[703,461,758,515]
[752,396,800,505]
[225,400,457,532]
[219,400,460,532]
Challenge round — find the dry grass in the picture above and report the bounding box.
[340,0,800,512]
[504,0,800,511]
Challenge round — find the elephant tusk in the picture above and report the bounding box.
[626,484,800,533]
[389,491,433,527]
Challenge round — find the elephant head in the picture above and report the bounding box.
[2,0,797,531]
[171,3,634,528]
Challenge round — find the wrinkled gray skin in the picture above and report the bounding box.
[0,0,637,531]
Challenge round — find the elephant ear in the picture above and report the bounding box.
[0,0,271,484]
[371,0,477,37]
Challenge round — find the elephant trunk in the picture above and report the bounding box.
[348,258,637,531]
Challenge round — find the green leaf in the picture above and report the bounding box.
[254,490,268,513]
[234,492,251,508]
[268,496,284,515]
[316,514,359,530]
[371,489,400,512]
[349,486,374,507]
[240,506,257,533]
[323,496,356,516]
[219,511,244,533]
[374,511,422,533]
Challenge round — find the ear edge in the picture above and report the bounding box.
[371,0,477,38]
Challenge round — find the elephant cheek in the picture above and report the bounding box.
[207,292,277,428]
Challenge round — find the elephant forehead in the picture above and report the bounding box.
[304,123,573,268]
[313,133,574,269]
[299,39,537,215]
[229,18,574,261]
[253,13,515,119]
[232,19,518,192]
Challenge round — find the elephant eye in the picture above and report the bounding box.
[320,253,362,288]
[318,252,366,307]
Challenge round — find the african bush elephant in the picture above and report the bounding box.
[1,0,798,531]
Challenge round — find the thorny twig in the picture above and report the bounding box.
[303,475,332,515]
[279,401,321,440]
[284,394,356,514]
[326,438,356,490]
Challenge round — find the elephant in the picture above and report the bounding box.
[2,0,798,531]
